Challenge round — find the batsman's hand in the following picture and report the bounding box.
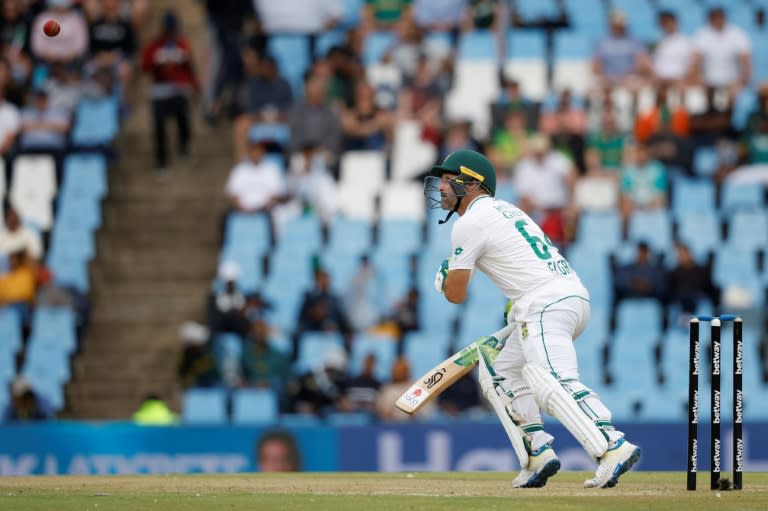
[434,259,450,293]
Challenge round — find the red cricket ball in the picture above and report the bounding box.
[43,19,60,37]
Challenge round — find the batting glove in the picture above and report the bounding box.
[434,259,449,293]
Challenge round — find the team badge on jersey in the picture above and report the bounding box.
[454,247,464,256]
[521,322,528,340]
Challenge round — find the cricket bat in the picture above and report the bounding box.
[394,322,514,414]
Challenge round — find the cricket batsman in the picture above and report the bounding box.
[424,149,641,488]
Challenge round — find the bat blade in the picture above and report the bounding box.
[394,323,513,414]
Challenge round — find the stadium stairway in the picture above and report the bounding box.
[62,2,228,419]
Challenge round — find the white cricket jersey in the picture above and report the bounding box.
[448,195,586,302]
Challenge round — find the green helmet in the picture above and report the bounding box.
[429,149,496,197]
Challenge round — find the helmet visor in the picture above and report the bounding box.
[423,175,469,210]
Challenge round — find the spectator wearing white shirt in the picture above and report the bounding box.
[0,203,43,263]
[690,7,751,100]
[513,134,577,243]
[0,72,21,160]
[652,11,693,91]
[225,128,287,215]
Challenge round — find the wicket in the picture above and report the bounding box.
[687,314,743,491]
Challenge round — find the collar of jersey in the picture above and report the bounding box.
[466,194,491,211]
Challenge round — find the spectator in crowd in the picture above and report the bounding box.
[438,372,481,417]
[466,0,495,29]
[612,241,667,308]
[344,254,379,332]
[540,89,587,174]
[690,6,751,101]
[586,105,625,172]
[86,0,137,109]
[438,117,482,162]
[496,74,531,116]
[240,318,293,392]
[636,87,692,174]
[2,377,54,422]
[0,0,32,89]
[177,321,221,389]
[202,0,254,122]
[286,345,350,416]
[0,248,37,319]
[288,71,341,162]
[42,61,83,114]
[0,203,42,262]
[397,52,444,145]
[18,87,71,153]
[225,128,287,217]
[651,11,693,92]
[141,10,198,173]
[295,268,354,355]
[488,106,532,178]
[689,86,737,148]
[385,15,446,82]
[362,0,413,32]
[325,44,364,107]
[376,355,435,420]
[513,133,577,244]
[618,142,668,225]
[233,52,293,161]
[743,84,768,164]
[254,0,342,62]
[30,0,89,65]
[387,286,420,339]
[666,242,719,317]
[340,79,392,152]
[255,429,302,472]
[132,394,179,425]
[207,261,249,338]
[345,353,381,415]
[286,142,340,225]
[591,10,650,107]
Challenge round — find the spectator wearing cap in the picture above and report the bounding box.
[287,70,341,161]
[591,10,650,107]
[233,51,293,161]
[30,0,89,65]
[651,11,694,92]
[177,321,221,389]
[141,9,199,173]
[690,6,751,101]
[0,0,33,89]
[0,203,43,263]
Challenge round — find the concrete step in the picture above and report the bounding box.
[90,261,215,283]
[101,200,225,233]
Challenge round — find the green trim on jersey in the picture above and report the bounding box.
[537,294,591,377]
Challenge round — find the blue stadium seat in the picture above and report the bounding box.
[276,214,323,254]
[671,176,715,218]
[48,224,95,262]
[268,35,310,95]
[457,29,496,60]
[31,307,76,343]
[224,213,271,255]
[403,333,452,383]
[732,87,758,131]
[24,339,71,381]
[363,31,396,66]
[609,328,658,394]
[327,217,372,256]
[377,218,422,255]
[321,249,367,294]
[278,413,322,427]
[614,298,664,339]
[348,332,398,382]
[712,243,763,305]
[0,307,23,356]
[217,246,263,293]
[676,211,720,262]
[553,30,592,59]
[326,411,372,426]
[627,209,673,252]
[458,312,505,348]
[46,252,89,292]
[247,123,290,147]
[507,32,545,58]
[182,388,229,424]
[416,288,458,336]
[611,0,658,42]
[720,180,765,213]
[727,209,768,252]
[693,146,718,176]
[574,211,622,254]
[55,192,102,231]
[515,0,560,22]
[0,348,15,387]
[295,331,346,374]
[562,0,605,37]
[231,388,278,424]
[61,153,108,200]
[565,245,612,308]
[71,97,119,146]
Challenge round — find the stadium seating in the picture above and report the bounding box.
[231,388,279,424]
[182,388,229,424]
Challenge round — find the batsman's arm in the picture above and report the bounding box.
[394,322,514,414]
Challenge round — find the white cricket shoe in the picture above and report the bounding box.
[511,446,561,488]
[584,439,641,489]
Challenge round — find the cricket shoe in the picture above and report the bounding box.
[584,439,641,489]
[511,445,561,488]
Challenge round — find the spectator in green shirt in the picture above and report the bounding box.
[587,107,626,172]
[362,0,413,31]
[240,319,293,392]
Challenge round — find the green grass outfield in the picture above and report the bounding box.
[1,472,767,511]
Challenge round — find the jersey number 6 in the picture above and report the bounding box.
[515,219,553,260]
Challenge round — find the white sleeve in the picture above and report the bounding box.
[268,163,287,195]
[449,217,487,271]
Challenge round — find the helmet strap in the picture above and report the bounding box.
[439,195,462,224]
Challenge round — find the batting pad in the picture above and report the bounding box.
[522,363,608,460]
[478,346,530,468]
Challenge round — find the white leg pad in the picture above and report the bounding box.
[477,346,529,468]
[522,363,608,460]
